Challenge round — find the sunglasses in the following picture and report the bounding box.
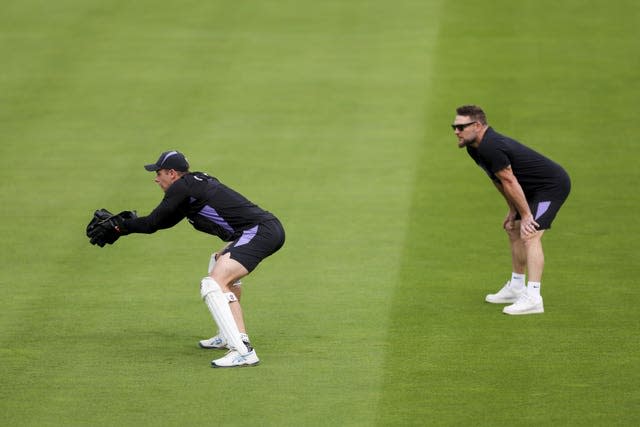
[451,121,477,131]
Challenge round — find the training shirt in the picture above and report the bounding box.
[466,127,570,199]
[123,172,276,241]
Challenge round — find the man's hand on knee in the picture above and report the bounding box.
[519,215,540,238]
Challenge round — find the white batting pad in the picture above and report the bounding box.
[200,277,248,354]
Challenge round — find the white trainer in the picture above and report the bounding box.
[503,293,544,315]
[211,349,260,368]
[485,281,525,304]
[199,335,228,349]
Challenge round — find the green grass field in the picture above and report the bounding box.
[1,1,639,426]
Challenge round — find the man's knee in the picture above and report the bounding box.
[522,230,544,246]
[505,224,521,241]
[210,253,248,290]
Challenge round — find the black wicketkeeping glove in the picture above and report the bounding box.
[86,209,137,247]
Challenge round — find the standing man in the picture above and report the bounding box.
[86,150,285,366]
[453,105,570,315]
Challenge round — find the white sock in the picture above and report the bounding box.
[510,273,526,289]
[527,281,541,297]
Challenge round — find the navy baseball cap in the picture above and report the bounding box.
[144,151,190,172]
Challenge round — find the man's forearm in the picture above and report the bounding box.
[493,181,517,212]
[500,180,532,218]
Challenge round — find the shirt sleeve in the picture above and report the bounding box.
[478,141,511,174]
[123,182,188,234]
[468,146,500,183]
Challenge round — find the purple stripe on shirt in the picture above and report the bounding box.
[234,225,259,247]
[535,201,551,220]
[198,205,234,233]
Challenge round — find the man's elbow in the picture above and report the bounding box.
[497,175,517,186]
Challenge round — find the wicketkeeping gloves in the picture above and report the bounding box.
[86,208,137,247]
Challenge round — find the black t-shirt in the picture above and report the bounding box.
[466,127,570,199]
[123,172,276,241]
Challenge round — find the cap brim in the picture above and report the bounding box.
[144,164,160,171]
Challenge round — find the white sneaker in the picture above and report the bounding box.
[485,281,525,304]
[503,293,544,315]
[199,335,228,349]
[211,349,260,368]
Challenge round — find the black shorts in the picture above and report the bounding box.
[515,196,569,230]
[515,171,571,230]
[221,219,285,272]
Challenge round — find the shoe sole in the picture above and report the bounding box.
[211,361,260,368]
[485,297,520,304]
[503,308,544,315]
[199,343,229,349]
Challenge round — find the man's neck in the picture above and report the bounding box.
[473,125,489,147]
